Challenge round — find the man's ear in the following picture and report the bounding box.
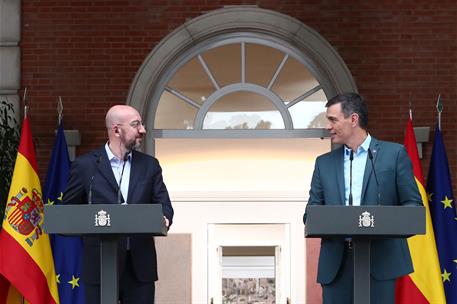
[113,125,120,135]
[351,113,359,127]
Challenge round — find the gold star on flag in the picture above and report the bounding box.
[47,198,55,205]
[442,269,451,283]
[427,192,433,202]
[56,274,61,284]
[441,196,453,209]
[68,275,80,289]
[58,192,64,202]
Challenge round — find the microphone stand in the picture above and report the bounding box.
[117,152,129,205]
[368,148,381,205]
[88,155,102,204]
[349,150,354,206]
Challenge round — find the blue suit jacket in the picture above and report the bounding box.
[306,137,421,284]
[63,147,174,284]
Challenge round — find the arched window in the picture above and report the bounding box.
[127,6,357,154]
[156,37,327,131]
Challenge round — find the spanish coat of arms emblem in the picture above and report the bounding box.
[5,187,44,246]
[358,211,375,228]
[95,210,111,227]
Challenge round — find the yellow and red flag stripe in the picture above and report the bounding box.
[0,116,59,304]
[395,119,445,303]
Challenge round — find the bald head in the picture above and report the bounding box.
[105,105,141,130]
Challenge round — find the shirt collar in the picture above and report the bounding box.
[104,142,131,162]
[344,134,372,156]
[360,134,372,153]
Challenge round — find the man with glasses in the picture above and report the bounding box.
[63,105,174,304]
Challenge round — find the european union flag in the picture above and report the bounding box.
[426,124,457,303]
[44,123,84,304]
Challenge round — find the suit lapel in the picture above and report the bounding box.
[334,146,345,205]
[361,138,380,205]
[96,148,120,196]
[126,151,141,203]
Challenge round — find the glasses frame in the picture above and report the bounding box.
[116,120,146,130]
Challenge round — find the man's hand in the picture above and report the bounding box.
[163,216,170,228]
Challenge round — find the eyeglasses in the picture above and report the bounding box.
[129,120,145,129]
[117,120,146,130]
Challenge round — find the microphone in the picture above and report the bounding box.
[368,148,381,205]
[117,151,130,205]
[348,150,354,206]
[88,155,103,204]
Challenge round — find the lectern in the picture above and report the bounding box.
[44,204,167,304]
[305,205,425,304]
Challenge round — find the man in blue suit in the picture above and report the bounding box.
[305,93,421,304]
[63,105,174,304]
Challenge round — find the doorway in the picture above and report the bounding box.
[208,224,290,304]
[221,246,277,304]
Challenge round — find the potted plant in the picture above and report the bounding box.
[0,98,20,222]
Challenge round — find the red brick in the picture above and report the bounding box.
[21,0,457,192]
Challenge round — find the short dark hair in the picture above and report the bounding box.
[325,93,368,129]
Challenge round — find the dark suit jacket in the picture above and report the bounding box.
[306,137,421,284]
[63,146,174,284]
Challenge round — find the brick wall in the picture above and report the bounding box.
[21,0,457,185]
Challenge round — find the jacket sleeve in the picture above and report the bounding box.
[62,158,87,205]
[304,158,324,223]
[396,147,422,206]
[151,159,174,227]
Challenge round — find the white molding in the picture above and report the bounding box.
[0,0,20,42]
[0,0,21,103]
[170,191,308,202]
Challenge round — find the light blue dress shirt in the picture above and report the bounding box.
[105,143,131,204]
[344,135,372,206]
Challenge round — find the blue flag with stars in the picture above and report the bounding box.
[426,124,457,303]
[44,123,84,304]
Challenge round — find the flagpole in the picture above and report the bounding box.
[20,87,28,304]
[436,94,442,131]
[22,88,28,119]
[57,96,63,125]
[408,92,413,120]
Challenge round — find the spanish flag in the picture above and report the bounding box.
[0,114,60,303]
[395,118,445,303]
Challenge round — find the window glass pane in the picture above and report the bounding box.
[271,56,319,103]
[203,91,284,129]
[157,40,328,130]
[155,91,197,129]
[201,43,240,87]
[289,89,327,128]
[167,57,214,105]
[246,43,284,87]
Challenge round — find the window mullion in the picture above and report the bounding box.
[267,54,288,90]
[198,55,220,90]
[164,87,201,109]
